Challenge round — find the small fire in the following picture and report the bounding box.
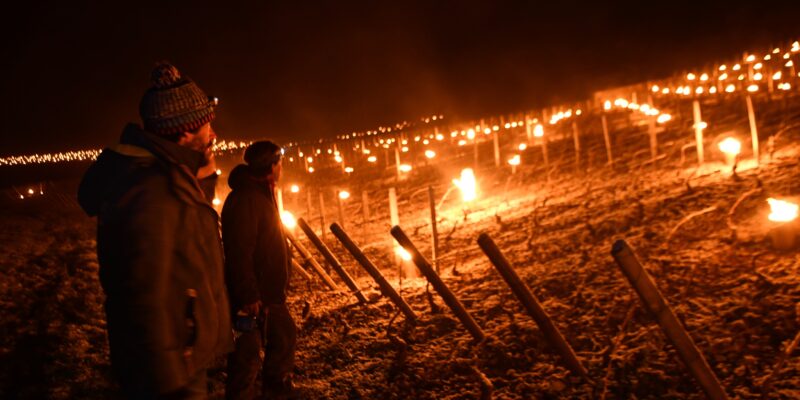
[718,137,741,156]
[399,164,412,173]
[212,198,221,206]
[395,246,412,261]
[425,150,436,159]
[367,156,377,163]
[518,143,527,151]
[767,198,799,223]
[290,184,300,193]
[507,155,521,166]
[280,210,297,229]
[533,124,544,137]
[453,168,478,202]
[338,191,350,200]
[344,166,354,173]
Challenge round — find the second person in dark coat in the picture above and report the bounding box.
[221,140,299,400]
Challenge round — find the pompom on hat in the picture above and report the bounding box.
[139,62,218,135]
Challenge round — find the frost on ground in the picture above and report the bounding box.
[2,105,800,399]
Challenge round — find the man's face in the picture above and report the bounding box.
[180,123,217,164]
[270,158,283,183]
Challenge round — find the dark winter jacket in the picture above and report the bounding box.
[221,164,291,309]
[77,124,233,394]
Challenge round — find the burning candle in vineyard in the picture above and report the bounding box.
[399,164,412,173]
[280,210,297,231]
[367,155,377,163]
[453,168,478,202]
[290,184,300,193]
[395,246,412,261]
[533,124,544,137]
[508,154,521,174]
[767,198,799,250]
[717,137,741,168]
[338,190,351,200]
[425,150,436,159]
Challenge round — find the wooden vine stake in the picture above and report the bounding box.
[692,100,705,164]
[478,234,589,379]
[391,226,485,341]
[298,218,367,303]
[611,240,728,400]
[330,223,417,323]
[285,230,338,290]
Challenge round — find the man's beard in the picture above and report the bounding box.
[188,136,215,166]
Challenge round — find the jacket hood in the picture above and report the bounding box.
[77,124,206,216]
[227,164,271,193]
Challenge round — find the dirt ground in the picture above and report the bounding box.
[1,97,800,399]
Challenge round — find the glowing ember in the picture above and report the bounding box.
[338,191,350,200]
[767,198,799,222]
[533,124,544,137]
[718,137,741,155]
[280,210,297,229]
[425,150,436,159]
[395,246,412,261]
[453,168,477,202]
[27,188,34,195]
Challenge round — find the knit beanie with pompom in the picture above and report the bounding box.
[138,62,217,135]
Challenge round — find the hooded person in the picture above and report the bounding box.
[221,141,299,400]
[77,62,233,399]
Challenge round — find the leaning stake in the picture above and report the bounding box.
[611,240,728,400]
[390,226,485,341]
[290,258,313,281]
[330,223,417,323]
[477,234,588,379]
[285,231,338,290]
[298,218,367,303]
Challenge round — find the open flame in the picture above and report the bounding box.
[718,137,741,156]
[290,184,300,193]
[453,168,478,202]
[767,198,799,223]
[280,210,297,229]
[425,150,436,159]
[508,155,521,166]
[395,246,412,261]
[338,190,350,200]
[533,124,544,137]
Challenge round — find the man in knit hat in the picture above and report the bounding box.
[78,62,233,399]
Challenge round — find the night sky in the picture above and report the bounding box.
[2,1,800,156]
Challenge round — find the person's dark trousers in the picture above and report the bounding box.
[122,368,207,400]
[226,303,296,400]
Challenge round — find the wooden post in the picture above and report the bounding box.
[394,146,401,181]
[305,190,313,220]
[276,188,284,213]
[336,190,346,231]
[692,100,705,164]
[746,95,760,166]
[391,226,485,341]
[478,234,588,379]
[330,223,417,322]
[648,95,658,162]
[473,134,480,169]
[290,258,313,281]
[611,240,728,400]
[525,114,533,142]
[318,191,326,241]
[298,218,367,303]
[285,231,338,290]
[428,186,440,273]
[601,114,613,165]
[493,130,501,168]
[571,121,581,172]
[389,187,401,280]
[361,190,370,223]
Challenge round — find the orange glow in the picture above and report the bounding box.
[768,198,799,222]
[507,155,521,166]
[453,168,477,202]
[534,124,544,137]
[367,156,377,163]
[425,150,436,159]
[280,211,297,229]
[399,164,412,172]
[395,246,412,261]
[718,137,741,156]
[290,184,300,193]
[338,191,350,200]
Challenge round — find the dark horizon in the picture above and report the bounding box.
[2,1,800,156]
